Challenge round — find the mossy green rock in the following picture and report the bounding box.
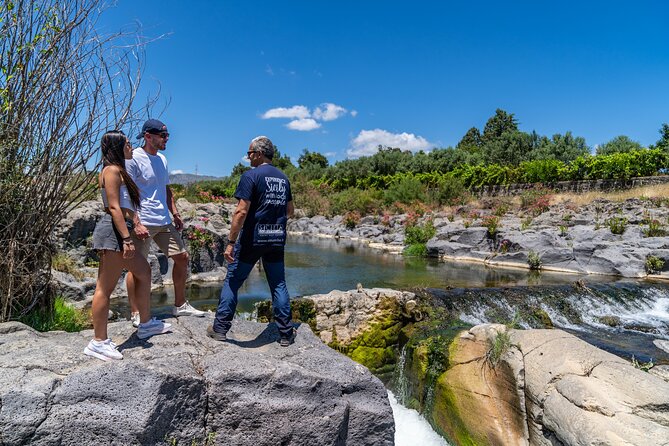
[350,346,395,372]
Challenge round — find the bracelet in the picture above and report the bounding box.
[122,238,134,245]
[228,239,237,245]
[174,213,181,218]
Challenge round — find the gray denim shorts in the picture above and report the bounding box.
[92,214,134,252]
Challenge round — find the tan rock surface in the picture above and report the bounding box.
[512,329,669,446]
[435,324,530,446]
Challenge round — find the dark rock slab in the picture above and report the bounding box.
[0,318,393,446]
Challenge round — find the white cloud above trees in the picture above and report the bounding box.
[261,103,350,131]
[286,118,321,131]
[347,129,433,158]
[261,105,310,119]
[313,103,348,121]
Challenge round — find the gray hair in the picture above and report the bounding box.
[250,135,275,159]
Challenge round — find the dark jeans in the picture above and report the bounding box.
[214,243,292,338]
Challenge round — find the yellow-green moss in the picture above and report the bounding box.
[432,373,484,446]
[349,346,395,371]
[531,308,553,328]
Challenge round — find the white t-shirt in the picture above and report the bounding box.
[126,148,171,226]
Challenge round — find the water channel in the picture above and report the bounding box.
[110,235,669,444]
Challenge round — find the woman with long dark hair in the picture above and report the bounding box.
[84,130,171,361]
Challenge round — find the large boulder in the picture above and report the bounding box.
[513,329,669,446]
[425,325,669,445]
[0,317,394,446]
[53,200,104,248]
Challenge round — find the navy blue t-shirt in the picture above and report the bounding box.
[235,164,293,247]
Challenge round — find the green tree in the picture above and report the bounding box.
[298,149,329,169]
[481,130,535,166]
[456,127,483,152]
[651,123,669,151]
[272,148,295,171]
[532,132,590,163]
[596,135,643,155]
[482,109,519,144]
[231,163,250,176]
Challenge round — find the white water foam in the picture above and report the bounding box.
[388,390,451,446]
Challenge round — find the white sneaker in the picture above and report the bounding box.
[130,312,140,328]
[84,339,123,361]
[137,318,172,339]
[172,300,206,317]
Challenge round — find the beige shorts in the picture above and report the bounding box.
[134,224,187,258]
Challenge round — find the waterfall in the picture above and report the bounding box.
[388,390,451,446]
[393,345,409,404]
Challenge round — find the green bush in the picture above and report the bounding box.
[330,188,382,216]
[291,177,331,217]
[405,220,436,245]
[519,159,566,183]
[403,243,428,257]
[383,175,426,205]
[527,250,542,270]
[643,219,667,237]
[428,175,466,205]
[20,296,90,332]
[481,215,500,236]
[606,216,627,235]
[645,255,665,274]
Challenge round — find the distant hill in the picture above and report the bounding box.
[169,173,223,185]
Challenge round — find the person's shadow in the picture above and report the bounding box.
[115,311,175,352]
[227,322,301,349]
[115,334,156,352]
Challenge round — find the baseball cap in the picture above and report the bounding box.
[136,119,168,139]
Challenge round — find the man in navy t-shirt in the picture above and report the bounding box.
[208,136,295,346]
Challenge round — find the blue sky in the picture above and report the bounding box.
[100,1,669,177]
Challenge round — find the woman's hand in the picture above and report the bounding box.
[122,240,136,259]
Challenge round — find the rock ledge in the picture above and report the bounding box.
[0,317,394,446]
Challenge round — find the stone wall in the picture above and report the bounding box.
[473,175,669,197]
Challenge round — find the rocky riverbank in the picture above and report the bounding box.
[52,194,669,304]
[0,317,394,446]
[289,197,669,279]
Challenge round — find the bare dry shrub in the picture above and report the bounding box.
[0,0,145,321]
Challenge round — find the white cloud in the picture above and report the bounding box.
[313,103,347,121]
[324,152,337,158]
[347,129,433,158]
[286,118,321,131]
[265,65,274,76]
[170,169,184,175]
[350,110,358,117]
[262,105,310,120]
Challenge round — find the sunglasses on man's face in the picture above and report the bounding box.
[247,151,256,157]
[148,131,169,138]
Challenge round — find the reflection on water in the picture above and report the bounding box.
[110,235,620,317]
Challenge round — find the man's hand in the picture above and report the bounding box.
[122,242,136,259]
[173,214,184,231]
[224,243,235,263]
[134,223,149,240]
